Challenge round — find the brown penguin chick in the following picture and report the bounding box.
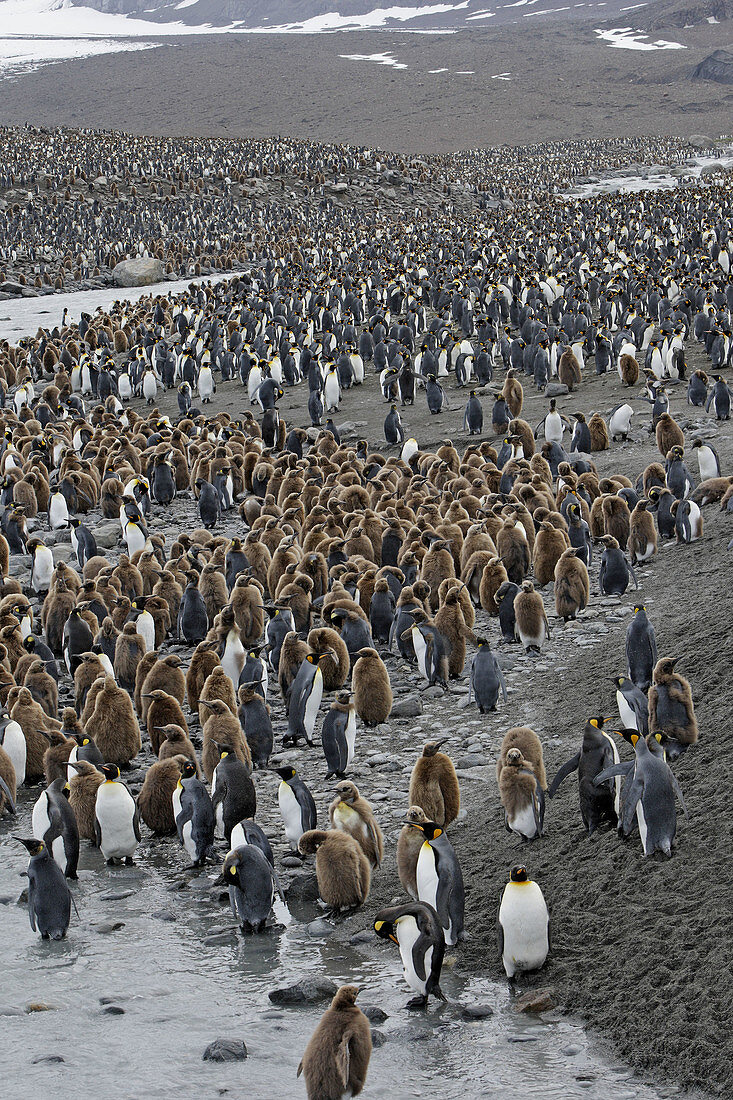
[143,690,189,752]
[152,570,183,628]
[185,640,220,713]
[198,665,237,727]
[475,554,508,615]
[49,561,81,596]
[87,676,142,767]
[459,523,497,572]
[0,531,9,579]
[438,576,475,628]
[24,657,58,718]
[95,615,120,659]
[42,576,75,655]
[101,477,123,518]
[499,749,544,838]
[111,595,133,633]
[619,352,639,386]
[157,724,200,775]
[397,805,429,899]
[83,555,110,582]
[496,727,547,788]
[198,562,228,624]
[297,830,371,913]
[229,576,265,645]
[200,698,251,781]
[114,621,146,690]
[496,518,531,586]
[0,742,16,816]
[297,984,372,1100]
[628,500,658,565]
[648,658,698,746]
[352,647,392,727]
[434,588,476,678]
[80,674,107,726]
[554,548,590,621]
[692,476,733,506]
[514,580,550,653]
[133,649,159,718]
[42,730,75,785]
[267,534,301,597]
[589,494,608,539]
[602,495,631,550]
[409,741,460,827]
[13,476,38,517]
[641,462,667,497]
[420,537,455,611]
[137,756,186,835]
[307,626,349,691]
[68,760,105,840]
[328,780,384,869]
[558,348,582,391]
[73,652,107,716]
[11,687,57,782]
[508,417,535,458]
[587,413,609,451]
[140,655,186,721]
[299,550,329,601]
[502,369,524,417]
[112,554,144,601]
[278,632,312,700]
[532,520,570,587]
[277,573,314,633]
[656,413,685,457]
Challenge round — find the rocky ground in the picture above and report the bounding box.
[0,23,731,151]
[6,299,731,1096]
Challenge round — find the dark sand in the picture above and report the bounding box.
[0,23,731,151]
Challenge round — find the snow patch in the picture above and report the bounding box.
[340,51,407,68]
[595,27,686,48]
[244,2,471,33]
[0,34,156,75]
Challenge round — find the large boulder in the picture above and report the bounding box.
[691,51,733,85]
[112,258,165,288]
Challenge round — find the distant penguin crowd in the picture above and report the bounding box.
[0,125,731,1098]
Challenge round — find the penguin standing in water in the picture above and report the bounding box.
[297,986,372,1100]
[547,717,619,834]
[173,760,214,867]
[626,604,657,691]
[276,764,317,852]
[223,844,278,934]
[374,901,447,1009]
[498,864,550,979]
[211,748,256,843]
[410,819,465,947]
[94,764,140,865]
[321,691,357,779]
[32,777,79,879]
[469,638,508,713]
[14,837,72,940]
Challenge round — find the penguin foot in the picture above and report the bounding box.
[125,856,135,866]
[405,996,428,1011]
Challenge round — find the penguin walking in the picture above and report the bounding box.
[548,717,619,834]
[14,837,72,940]
[410,819,465,946]
[237,683,273,769]
[321,691,356,779]
[32,777,79,879]
[514,581,550,653]
[173,760,214,867]
[94,764,140,865]
[276,764,316,852]
[498,864,550,979]
[469,638,508,713]
[374,901,447,1009]
[425,375,447,414]
[297,986,372,1100]
[223,844,278,934]
[198,363,215,403]
[706,376,731,420]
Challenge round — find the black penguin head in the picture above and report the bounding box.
[14,836,44,856]
[407,819,442,841]
[100,764,121,782]
[180,761,197,780]
[276,765,296,781]
[509,865,529,884]
[373,916,398,944]
[588,717,605,731]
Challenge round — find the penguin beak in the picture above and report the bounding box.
[199,699,215,708]
[434,739,449,749]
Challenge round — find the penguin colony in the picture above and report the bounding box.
[0,126,731,1098]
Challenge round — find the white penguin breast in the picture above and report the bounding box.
[508,802,540,839]
[396,915,426,994]
[96,784,137,855]
[416,843,439,910]
[279,783,303,842]
[499,882,549,972]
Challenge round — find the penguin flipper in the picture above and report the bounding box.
[594,761,634,786]
[28,893,37,932]
[94,817,102,849]
[0,774,16,814]
[547,753,580,798]
[175,801,194,843]
[621,775,643,836]
[669,771,689,819]
[498,665,508,703]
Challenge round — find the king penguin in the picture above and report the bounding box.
[410,818,465,946]
[498,864,550,979]
[94,764,140,865]
[14,837,72,940]
[374,901,447,1009]
[276,764,316,853]
[32,777,79,879]
[173,760,215,867]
